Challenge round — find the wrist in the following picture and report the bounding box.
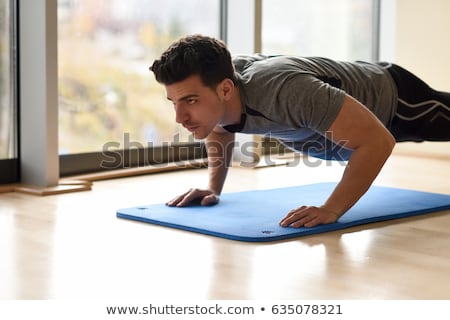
[320,205,344,219]
[207,186,221,196]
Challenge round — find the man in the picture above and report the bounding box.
[150,34,450,228]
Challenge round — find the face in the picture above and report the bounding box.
[165,75,227,139]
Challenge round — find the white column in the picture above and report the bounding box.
[19,0,59,186]
[227,0,261,53]
[379,0,397,62]
[227,0,262,166]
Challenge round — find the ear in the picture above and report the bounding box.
[216,78,235,101]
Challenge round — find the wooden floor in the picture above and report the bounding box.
[0,142,449,299]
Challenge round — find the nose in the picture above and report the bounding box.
[174,104,189,124]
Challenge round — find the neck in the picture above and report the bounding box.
[221,85,243,126]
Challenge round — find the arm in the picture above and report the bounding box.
[206,127,235,195]
[280,94,395,227]
[166,126,235,206]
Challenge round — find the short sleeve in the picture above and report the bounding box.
[276,73,346,133]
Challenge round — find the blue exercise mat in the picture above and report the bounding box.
[116,183,450,242]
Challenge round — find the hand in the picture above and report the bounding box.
[166,188,220,207]
[279,206,340,228]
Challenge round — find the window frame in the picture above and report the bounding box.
[0,0,19,184]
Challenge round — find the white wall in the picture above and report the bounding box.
[394,0,450,91]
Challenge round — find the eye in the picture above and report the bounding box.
[186,98,197,105]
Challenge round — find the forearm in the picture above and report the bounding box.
[280,95,397,228]
[206,130,235,195]
[322,138,395,217]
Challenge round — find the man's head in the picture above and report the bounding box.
[150,34,236,88]
[150,35,240,140]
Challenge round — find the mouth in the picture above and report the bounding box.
[185,125,199,133]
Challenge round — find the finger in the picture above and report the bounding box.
[166,189,198,207]
[303,217,322,228]
[287,212,314,228]
[177,189,210,207]
[279,206,306,226]
[166,191,190,206]
[280,212,307,227]
[303,211,337,227]
[292,215,319,228]
[200,194,220,206]
[280,213,298,227]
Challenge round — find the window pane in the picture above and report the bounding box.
[58,0,219,154]
[0,0,16,160]
[262,0,375,61]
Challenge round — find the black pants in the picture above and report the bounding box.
[385,63,450,142]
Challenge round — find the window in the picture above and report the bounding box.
[262,0,378,61]
[58,0,220,175]
[256,0,379,159]
[4,1,381,182]
[0,0,17,184]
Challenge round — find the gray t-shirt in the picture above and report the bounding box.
[223,55,398,160]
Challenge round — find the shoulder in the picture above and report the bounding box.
[232,54,268,72]
[233,55,316,85]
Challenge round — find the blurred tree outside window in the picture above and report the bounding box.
[58,0,220,155]
[0,0,15,160]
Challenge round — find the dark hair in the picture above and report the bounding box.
[150,35,236,88]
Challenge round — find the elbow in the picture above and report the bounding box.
[381,131,396,158]
[387,131,396,151]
